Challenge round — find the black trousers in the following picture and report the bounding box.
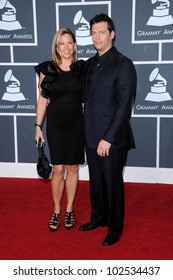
[86,144,128,236]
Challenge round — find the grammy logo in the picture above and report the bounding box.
[2,69,25,102]
[147,0,173,26]
[73,10,92,46]
[0,0,22,30]
[145,67,172,102]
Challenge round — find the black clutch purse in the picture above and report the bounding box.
[36,141,52,179]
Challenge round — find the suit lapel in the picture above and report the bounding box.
[85,48,117,98]
[85,58,95,98]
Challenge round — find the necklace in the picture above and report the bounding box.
[59,62,71,72]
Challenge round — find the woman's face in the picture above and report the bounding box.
[57,33,76,60]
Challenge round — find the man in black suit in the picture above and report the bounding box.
[78,14,137,246]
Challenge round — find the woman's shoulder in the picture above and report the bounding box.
[34,60,56,76]
[70,59,85,75]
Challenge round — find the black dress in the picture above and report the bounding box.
[35,60,85,165]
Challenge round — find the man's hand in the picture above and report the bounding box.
[97,139,111,157]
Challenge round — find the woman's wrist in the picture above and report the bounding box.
[35,123,42,130]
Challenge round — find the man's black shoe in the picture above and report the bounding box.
[78,222,100,231]
[102,234,120,246]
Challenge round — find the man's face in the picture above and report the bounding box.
[91,21,115,56]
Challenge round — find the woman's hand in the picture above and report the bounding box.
[35,126,45,144]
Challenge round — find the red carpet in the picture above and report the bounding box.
[0,178,173,260]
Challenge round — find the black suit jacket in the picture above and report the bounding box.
[83,47,137,150]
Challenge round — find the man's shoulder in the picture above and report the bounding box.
[111,48,135,67]
[111,48,127,61]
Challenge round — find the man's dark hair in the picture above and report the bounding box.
[90,13,115,33]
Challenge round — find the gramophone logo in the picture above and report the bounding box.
[147,0,173,26]
[0,0,22,30]
[73,10,92,46]
[145,67,172,102]
[2,69,25,101]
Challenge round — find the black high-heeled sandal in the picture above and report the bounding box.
[64,211,75,229]
[48,212,60,231]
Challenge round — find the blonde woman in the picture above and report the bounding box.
[35,28,85,231]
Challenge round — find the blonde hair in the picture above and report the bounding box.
[51,28,78,67]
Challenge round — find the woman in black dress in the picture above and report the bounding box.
[34,28,85,231]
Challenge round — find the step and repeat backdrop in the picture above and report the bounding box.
[0,0,173,183]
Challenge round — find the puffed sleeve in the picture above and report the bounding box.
[34,61,57,99]
[70,59,85,76]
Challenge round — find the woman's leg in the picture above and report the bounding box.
[65,165,79,212]
[48,164,65,231]
[64,165,79,229]
[51,164,65,213]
